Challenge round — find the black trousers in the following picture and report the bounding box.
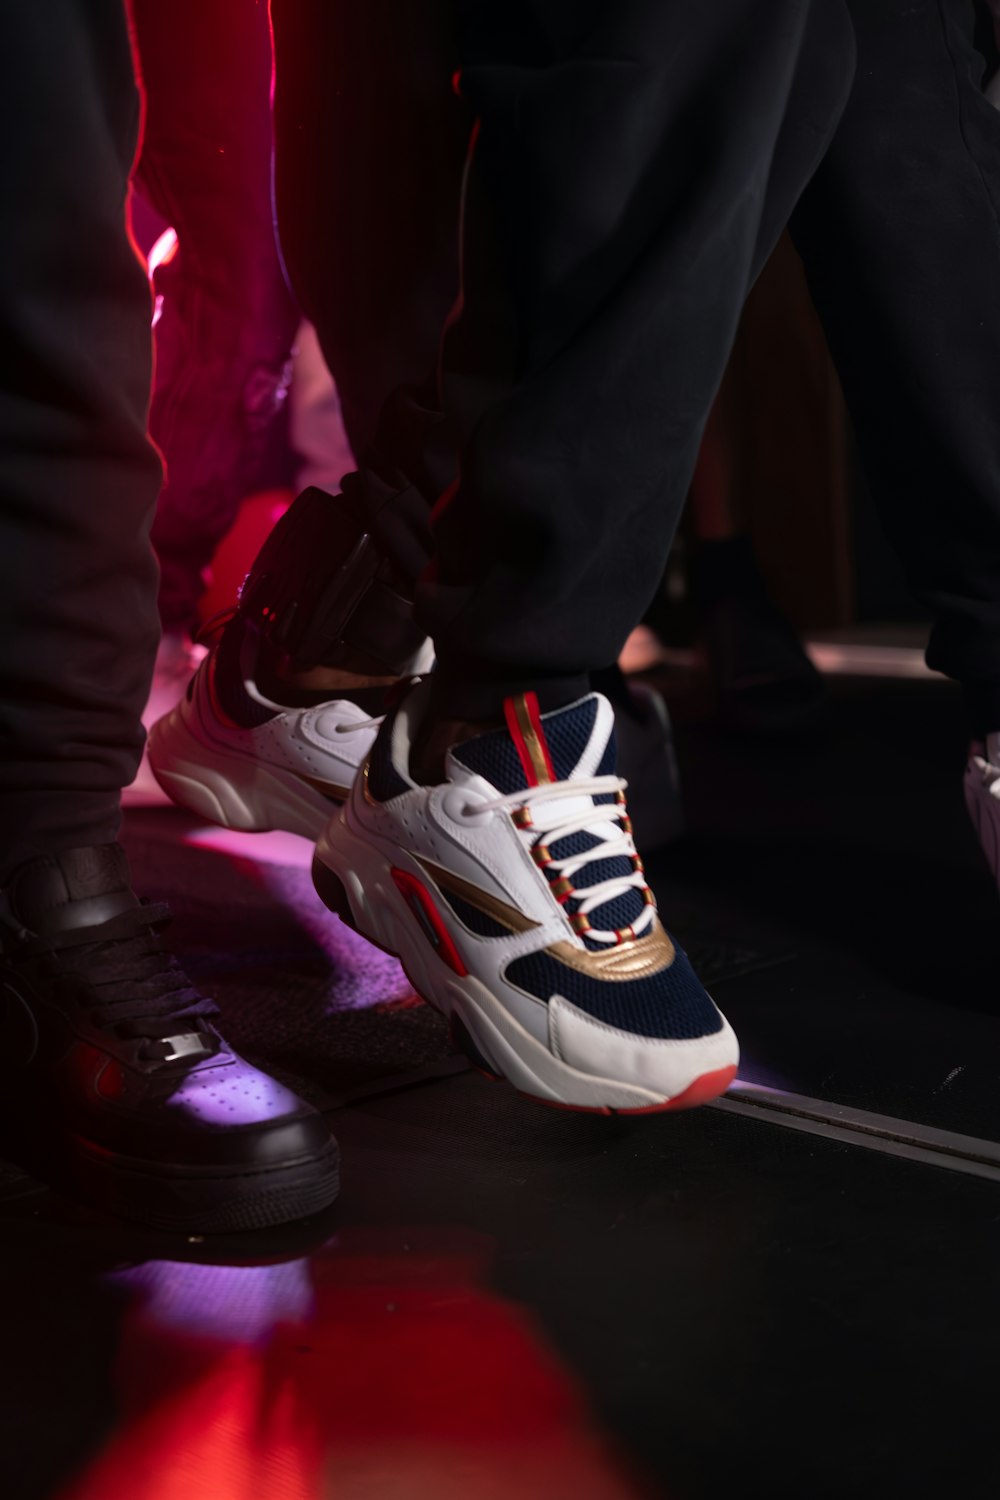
[280,0,1000,725]
[132,0,300,639]
[4,1,1000,877]
[792,0,1000,735]
[0,0,160,881]
[270,0,464,593]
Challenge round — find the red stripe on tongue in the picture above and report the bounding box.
[504,693,557,787]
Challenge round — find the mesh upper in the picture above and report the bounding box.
[451,731,526,794]
[539,697,599,779]
[544,829,643,945]
[504,943,722,1041]
[453,696,600,791]
[438,889,511,939]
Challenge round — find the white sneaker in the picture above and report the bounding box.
[122,633,206,809]
[146,627,379,839]
[964,734,1000,886]
[312,685,738,1113]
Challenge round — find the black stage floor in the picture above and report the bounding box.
[1,673,998,1500]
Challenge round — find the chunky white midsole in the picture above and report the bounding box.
[148,704,332,840]
[314,812,731,1110]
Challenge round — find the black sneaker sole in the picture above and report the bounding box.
[63,1134,341,1235]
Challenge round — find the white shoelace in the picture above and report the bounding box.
[334,715,383,735]
[344,715,654,946]
[465,776,654,947]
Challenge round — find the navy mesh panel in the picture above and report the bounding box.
[504,943,721,1040]
[214,622,277,730]
[581,895,648,945]
[549,829,600,861]
[453,696,602,793]
[439,890,511,939]
[366,707,410,802]
[542,697,599,779]
[547,829,645,940]
[452,730,526,794]
[595,723,617,777]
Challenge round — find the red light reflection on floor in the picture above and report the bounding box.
[58,1229,653,1500]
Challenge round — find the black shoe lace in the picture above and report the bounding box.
[21,903,220,1059]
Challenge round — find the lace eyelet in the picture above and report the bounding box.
[441,785,491,826]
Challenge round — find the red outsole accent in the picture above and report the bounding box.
[617,1064,740,1115]
[518,1063,739,1118]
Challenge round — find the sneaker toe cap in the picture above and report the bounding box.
[548,994,739,1102]
[140,1056,335,1169]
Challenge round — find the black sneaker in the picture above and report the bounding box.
[0,845,339,1233]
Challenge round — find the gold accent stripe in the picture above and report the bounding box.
[546,917,675,980]
[413,856,540,934]
[511,693,554,786]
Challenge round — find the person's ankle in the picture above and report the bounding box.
[277,659,398,696]
[253,633,398,707]
[410,712,504,786]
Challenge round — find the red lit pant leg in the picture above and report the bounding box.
[131,0,301,638]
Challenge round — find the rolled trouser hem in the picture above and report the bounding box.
[428,660,591,721]
[962,680,1000,740]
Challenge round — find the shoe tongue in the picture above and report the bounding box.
[8,845,139,935]
[449,694,646,946]
[449,693,612,793]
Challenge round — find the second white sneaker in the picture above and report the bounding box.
[312,683,738,1113]
[147,627,380,839]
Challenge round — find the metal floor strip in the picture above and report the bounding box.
[710,1080,1000,1182]
[326,1062,1000,1182]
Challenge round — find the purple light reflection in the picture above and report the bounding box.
[109,1252,319,1343]
[164,1053,311,1126]
[178,828,413,1015]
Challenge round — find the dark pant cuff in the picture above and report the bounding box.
[428,660,591,721]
